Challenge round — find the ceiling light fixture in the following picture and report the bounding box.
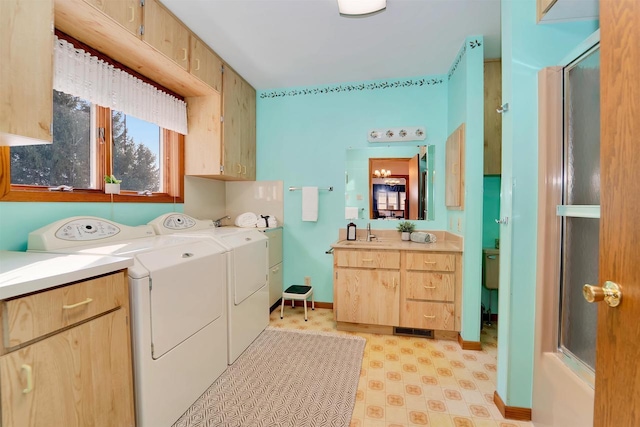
[337,0,386,17]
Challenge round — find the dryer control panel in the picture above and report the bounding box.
[55,218,120,241]
[149,213,215,235]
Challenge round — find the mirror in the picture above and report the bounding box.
[346,145,435,221]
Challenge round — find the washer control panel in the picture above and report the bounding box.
[162,214,197,230]
[149,213,215,235]
[54,219,121,241]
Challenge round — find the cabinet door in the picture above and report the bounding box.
[0,309,135,427]
[0,0,53,145]
[184,93,222,176]
[335,268,399,325]
[222,66,256,180]
[84,0,141,37]
[445,123,465,208]
[143,0,190,70]
[484,60,502,175]
[190,37,222,92]
[269,262,283,307]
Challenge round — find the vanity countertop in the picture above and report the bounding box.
[331,229,463,253]
[0,250,133,299]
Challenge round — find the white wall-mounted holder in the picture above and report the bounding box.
[367,126,426,143]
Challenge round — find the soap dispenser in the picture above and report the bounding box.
[347,222,357,241]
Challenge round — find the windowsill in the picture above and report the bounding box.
[1,188,183,204]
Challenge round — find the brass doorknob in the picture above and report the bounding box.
[583,281,622,307]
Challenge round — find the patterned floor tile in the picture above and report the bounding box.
[269,308,534,427]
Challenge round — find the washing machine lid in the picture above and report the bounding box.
[136,240,226,360]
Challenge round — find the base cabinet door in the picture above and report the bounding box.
[335,268,399,325]
[0,309,135,427]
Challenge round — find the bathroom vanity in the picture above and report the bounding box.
[331,230,463,339]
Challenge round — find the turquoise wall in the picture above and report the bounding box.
[446,37,485,342]
[256,75,449,303]
[482,176,501,314]
[498,0,598,407]
[0,202,183,251]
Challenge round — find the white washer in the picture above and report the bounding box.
[149,213,269,363]
[27,217,228,427]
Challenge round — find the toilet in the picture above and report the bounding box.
[482,248,499,326]
[483,248,500,290]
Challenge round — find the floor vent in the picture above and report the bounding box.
[393,327,434,339]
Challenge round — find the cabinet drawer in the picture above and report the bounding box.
[3,271,127,348]
[268,262,283,307]
[405,271,455,302]
[405,252,456,272]
[335,250,400,269]
[400,301,455,331]
[264,228,283,266]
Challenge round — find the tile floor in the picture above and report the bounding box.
[270,306,534,427]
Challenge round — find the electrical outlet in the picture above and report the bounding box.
[304,276,311,286]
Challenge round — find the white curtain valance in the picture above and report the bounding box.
[53,36,188,135]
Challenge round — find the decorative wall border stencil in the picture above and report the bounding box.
[448,39,483,80]
[259,77,444,99]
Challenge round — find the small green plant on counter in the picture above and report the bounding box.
[104,174,122,184]
[396,221,415,233]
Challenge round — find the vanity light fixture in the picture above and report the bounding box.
[367,126,426,143]
[337,0,386,16]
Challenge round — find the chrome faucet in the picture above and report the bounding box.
[213,215,230,227]
[366,223,376,242]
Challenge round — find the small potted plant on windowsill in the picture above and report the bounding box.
[104,175,121,195]
[397,221,415,241]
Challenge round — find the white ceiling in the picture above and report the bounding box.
[161,0,501,90]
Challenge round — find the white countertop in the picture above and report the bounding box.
[0,251,133,299]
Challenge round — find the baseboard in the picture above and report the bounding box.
[457,333,483,351]
[493,391,532,421]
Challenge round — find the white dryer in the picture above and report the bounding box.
[27,217,228,427]
[149,213,269,363]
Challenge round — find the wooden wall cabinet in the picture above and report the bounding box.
[190,36,223,93]
[445,123,466,209]
[333,248,462,333]
[0,271,135,427]
[184,93,223,176]
[142,0,190,71]
[84,0,141,37]
[0,0,53,146]
[484,60,502,175]
[222,65,257,180]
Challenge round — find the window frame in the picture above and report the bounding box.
[1,32,185,204]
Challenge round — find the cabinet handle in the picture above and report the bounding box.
[423,285,436,289]
[362,259,373,262]
[272,267,280,273]
[21,364,33,394]
[423,314,436,319]
[182,48,188,62]
[392,277,396,288]
[62,298,93,310]
[195,58,200,71]
[129,5,135,22]
[242,165,247,175]
[423,261,437,264]
[236,163,242,173]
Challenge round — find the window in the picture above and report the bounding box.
[1,32,185,203]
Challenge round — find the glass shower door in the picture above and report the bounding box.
[557,45,600,385]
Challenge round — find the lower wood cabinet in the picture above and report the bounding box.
[333,248,462,333]
[335,268,400,325]
[0,271,135,427]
